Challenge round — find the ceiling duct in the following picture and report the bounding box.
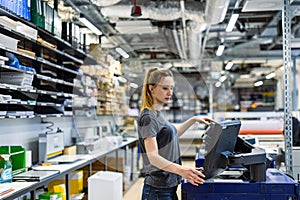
[100,2,205,22]
[100,1,208,64]
[187,22,207,66]
[91,0,122,7]
[172,22,184,59]
[178,29,187,59]
[204,0,230,24]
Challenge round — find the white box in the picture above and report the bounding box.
[0,33,18,51]
[292,148,300,181]
[16,22,38,40]
[0,16,17,30]
[292,148,300,166]
[88,171,122,200]
[0,17,37,40]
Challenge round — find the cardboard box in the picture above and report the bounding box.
[64,146,76,155]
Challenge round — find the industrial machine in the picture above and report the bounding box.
[39,131,64,164]
[182,120,300,200]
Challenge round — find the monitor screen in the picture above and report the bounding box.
[201,120,241,179]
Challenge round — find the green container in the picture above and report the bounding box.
[0,146,26,175]
[39,192,63,200]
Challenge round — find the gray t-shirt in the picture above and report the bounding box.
[138,108,182,188]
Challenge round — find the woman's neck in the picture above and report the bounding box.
[152,103,162,111]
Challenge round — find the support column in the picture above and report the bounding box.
[282,0,293,176]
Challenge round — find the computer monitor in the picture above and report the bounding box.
[201,120,241,179]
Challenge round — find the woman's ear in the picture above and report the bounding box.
[148,85,154,92]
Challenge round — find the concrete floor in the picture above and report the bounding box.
[123,159,194,200]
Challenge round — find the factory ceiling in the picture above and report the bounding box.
[60,0,300,86]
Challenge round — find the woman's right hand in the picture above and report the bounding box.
[179,166,205,186]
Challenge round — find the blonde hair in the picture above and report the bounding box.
[140,67,174,113]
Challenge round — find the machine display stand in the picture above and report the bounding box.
[182,168,299,200]
[183,135,299,200]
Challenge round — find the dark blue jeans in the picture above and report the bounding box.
[141,184,179,200]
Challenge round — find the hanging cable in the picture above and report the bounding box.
[41,118,54,134]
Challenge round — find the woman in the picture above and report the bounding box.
[137,67,213,200]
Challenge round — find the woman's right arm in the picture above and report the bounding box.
[144,136,205,186]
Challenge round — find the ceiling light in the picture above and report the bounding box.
[173,61,193,68]
[79,15,102,35]
[131,0,142,17]
[215,81,222,87]
[130,82,138,88]
[117,76,127,83]
[225,61,233,70]
[254,80,263,87]
[115,47,130,58]
[216,44,225,56]
[226,12,239,32]
[266,72,276,79]
[219,75,227,82]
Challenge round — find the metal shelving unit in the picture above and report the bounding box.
[282,0,293,176]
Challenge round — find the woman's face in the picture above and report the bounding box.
[150,76,174,105]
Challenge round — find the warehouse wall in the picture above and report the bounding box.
[0,115,121,164]
[0,117,73,164]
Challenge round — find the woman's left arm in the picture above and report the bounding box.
[174,116,213,137]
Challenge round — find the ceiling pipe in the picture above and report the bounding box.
[100,4,205,23]
[91,0,122,7]
[187,28,200,65]
[178,29,187,59]
[172,21,184,59]
[100,0,231,63]
[188,22,207,66]
[180,0,188,56]
[204,0,230,24]
[201,24,210,58]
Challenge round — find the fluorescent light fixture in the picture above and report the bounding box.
[280,66,284,70]
[130,82,138,88]
[216,44,225,56]
[219,75,227,82]
[225,61,233,70]
[215,81,222,88]
[115,47,130,58]
[173,61,193,68]
[117,76,127,83]
[266,72,276,79]
[254,80,263,87]
[79,17,102,35]
[226,13,239,32]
